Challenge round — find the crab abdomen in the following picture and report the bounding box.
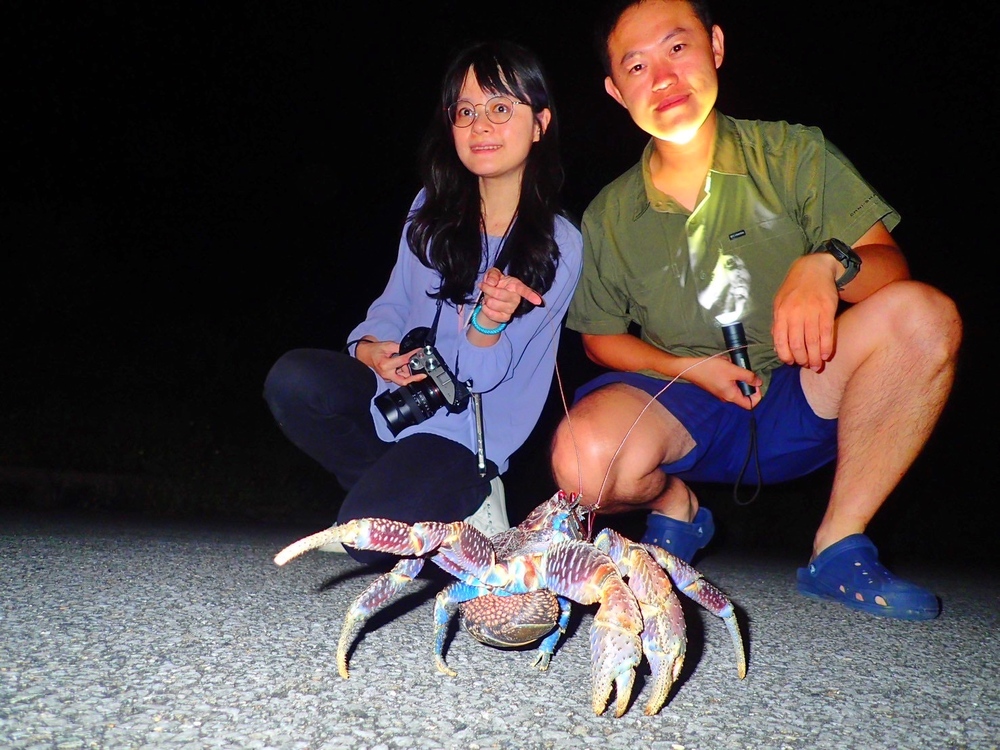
[460,591,561,647]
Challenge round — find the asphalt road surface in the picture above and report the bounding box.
[2,510,998,750]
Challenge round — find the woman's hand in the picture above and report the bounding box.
[470,268,543,339]
[355,338,429,386]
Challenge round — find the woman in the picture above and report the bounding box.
[263,40,583,565]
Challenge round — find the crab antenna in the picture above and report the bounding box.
[553,363,585,499]
[592,351,735,511]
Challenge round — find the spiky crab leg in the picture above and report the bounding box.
[337,556,425,678]
[642,541,748,681]
[274,518,465,565]
[274,517,497,679]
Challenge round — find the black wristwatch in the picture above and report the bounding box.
[809,238,861,290]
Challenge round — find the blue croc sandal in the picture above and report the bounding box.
[641,507,715,562]
[796,534,940,620]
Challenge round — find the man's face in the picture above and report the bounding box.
[604,0,724,144]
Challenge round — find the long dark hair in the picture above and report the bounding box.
[405,40,567,318]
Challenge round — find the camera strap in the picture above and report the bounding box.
[439,296,485,475]
[489,211,516,274]
[425,299,444,347]
[470,212,516,319]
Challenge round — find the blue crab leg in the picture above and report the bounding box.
[432,580,490,676]
[540,540,643,717]
[532,595,572,671]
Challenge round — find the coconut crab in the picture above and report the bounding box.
[273,489,746,717]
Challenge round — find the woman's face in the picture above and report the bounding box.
[450,68,550,184]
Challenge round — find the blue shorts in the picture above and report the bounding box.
[574,366,837,485]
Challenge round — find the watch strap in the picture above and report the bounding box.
[809,238,861,290]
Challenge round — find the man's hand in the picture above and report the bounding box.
[580,334,761,410]
[773,223,908,370]
[681,355,763,409]
[771,253,842,370]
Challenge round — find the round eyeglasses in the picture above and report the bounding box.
[446,96,527,128]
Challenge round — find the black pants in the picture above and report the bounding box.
[263,348,495,565]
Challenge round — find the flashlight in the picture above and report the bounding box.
[721,321,756,397]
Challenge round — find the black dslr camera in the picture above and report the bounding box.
[375,326,471,436]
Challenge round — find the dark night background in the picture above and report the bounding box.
[3,2,997,565]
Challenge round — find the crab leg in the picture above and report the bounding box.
[540,540,643,717]
[643,543,748,681]
[275,517,497,680]
[336,556,426,678]
[532,595,572,671]
[431,580,491,676]
[275,518,464,564]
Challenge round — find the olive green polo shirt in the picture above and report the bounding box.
[569,111,899,391]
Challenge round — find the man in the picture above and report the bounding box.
[549,0,961,620]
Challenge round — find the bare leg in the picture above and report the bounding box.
[800,280,961,558]
[550,382,700,520]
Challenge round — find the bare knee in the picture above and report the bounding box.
[881,280,963,361]
[550,411,617,498]
[549,384,686,510]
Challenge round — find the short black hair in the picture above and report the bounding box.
[593,0,714,76]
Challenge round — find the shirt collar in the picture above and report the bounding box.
[637,111,749,214]
[710,112,749,176]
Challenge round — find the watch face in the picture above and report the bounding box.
[827,239,853,265]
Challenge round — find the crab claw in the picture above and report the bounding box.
[634,591,687,715]
[593,528,689,715]
[541,540,643,716]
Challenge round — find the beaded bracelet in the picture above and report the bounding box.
[471,304,507,335]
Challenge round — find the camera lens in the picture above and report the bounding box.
[375,380,445,436]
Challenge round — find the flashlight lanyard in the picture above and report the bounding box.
[732,407,762,506]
